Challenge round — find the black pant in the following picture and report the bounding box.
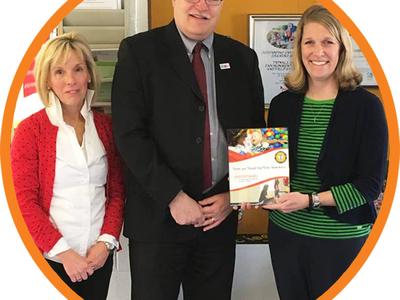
[46,254,113,300]
[129,235,236,300]
[268,221,367,300]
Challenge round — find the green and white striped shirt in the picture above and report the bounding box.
[270,97,371,239]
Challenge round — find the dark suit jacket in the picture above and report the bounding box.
[112,21,266,241]
[268,87,388,225]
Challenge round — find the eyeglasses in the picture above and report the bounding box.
[185,0,223,6]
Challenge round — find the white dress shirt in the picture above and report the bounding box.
[44,90,118,262]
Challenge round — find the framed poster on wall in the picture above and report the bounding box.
[351,39,377,86]
[249,15,301,108]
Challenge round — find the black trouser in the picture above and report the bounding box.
[46,254,113,300]
[268,221,367,300]
[129,236,236,300]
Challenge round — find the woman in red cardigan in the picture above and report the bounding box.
[11,32,125,299]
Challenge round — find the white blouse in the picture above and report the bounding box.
[44,90,118,262]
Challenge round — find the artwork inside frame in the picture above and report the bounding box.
[351,38,377,86]
[249,14,301,108]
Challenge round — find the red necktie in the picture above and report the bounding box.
[192,42,212,190]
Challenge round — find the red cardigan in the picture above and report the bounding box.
[11,109,125,253]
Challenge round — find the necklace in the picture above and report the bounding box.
[304,96,334,124]
[310,104,324,123]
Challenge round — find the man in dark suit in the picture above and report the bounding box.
[112,0,265,299]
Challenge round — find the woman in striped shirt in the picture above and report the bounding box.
[263,5,388,299]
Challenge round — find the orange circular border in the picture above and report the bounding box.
[319,0,399,299]
[1,0,83,299]
[0,1,399,299]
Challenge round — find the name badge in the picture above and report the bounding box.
[219,63,230,70]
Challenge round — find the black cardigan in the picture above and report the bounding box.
[268,87,388,225]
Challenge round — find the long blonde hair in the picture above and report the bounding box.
[285,5,362,93]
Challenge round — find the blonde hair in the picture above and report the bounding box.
[285,5,362,93]
[34,32,98,106]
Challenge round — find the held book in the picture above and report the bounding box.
[227,128,290,205]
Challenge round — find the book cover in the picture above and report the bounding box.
[227,128,290,205]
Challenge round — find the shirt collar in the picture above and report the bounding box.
[46,89,95,126]
[177,29,214,54]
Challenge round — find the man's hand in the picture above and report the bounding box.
[57,249,94,282]
[169,191,205,226]
[86,242,110,271]
[197,192,232,231]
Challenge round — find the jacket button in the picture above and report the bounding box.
[196,137,202,144]
[198,105,205,112]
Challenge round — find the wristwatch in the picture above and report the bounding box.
[99,241,115,252]
[310,192,321,209]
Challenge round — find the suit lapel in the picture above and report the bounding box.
[162,21,203,100]
[213,35,231,129]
